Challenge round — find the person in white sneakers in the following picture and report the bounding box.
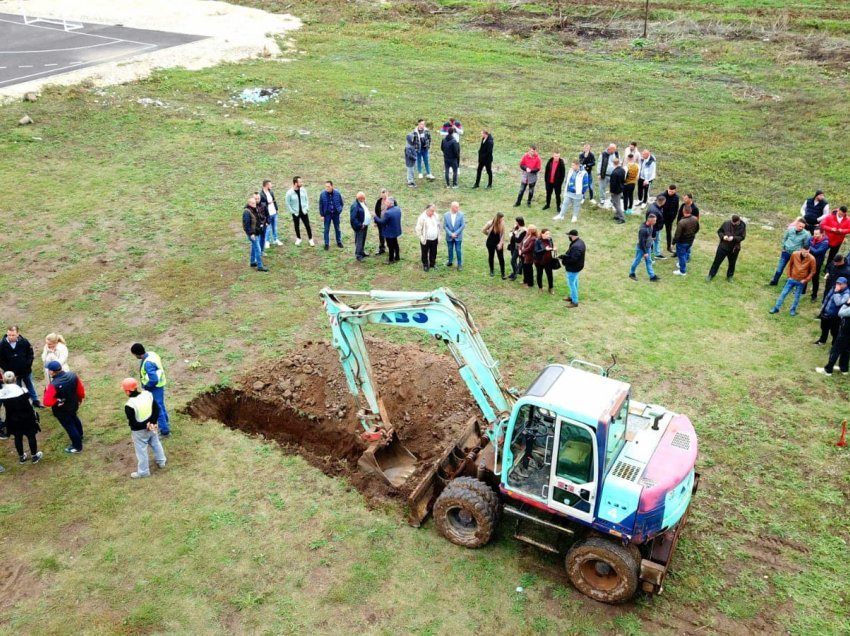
[637,149,657,208]
[413,120,435,181]
[0,371,42,465]
[285,176,315,247]
[259,180,282,247]
[597,144,619,208]
[555,161,590,223]
[122,378,166,479]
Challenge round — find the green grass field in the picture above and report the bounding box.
[1,1,849,634]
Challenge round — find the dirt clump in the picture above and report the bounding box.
[186,339,483,505]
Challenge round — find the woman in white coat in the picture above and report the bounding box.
[41,333,69,385]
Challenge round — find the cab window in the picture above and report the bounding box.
[605,400,628,473]
[556,420,594,484]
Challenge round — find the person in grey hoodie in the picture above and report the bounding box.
[405,132,418,188]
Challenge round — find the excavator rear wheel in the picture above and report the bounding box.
[565,537,640,604]
[434,485,497,548]
[447,477,501,523]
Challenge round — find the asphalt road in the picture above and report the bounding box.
[0,13,204,87]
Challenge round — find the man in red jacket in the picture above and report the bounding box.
[43,360,86,453]
[514,146,541,208]
[820,206,850,265]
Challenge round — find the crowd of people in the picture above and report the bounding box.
[0,327,171,478]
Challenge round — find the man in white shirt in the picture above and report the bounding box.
[350,191,372,262]
[415,204,441,272]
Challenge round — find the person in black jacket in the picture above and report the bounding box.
[609,158,626,224]
[707,215,747,281]
[0,326,41,407]
[677,192,700,222]
[508,217,527,280]
[242,194,268,272]
[561,229,586,308]
[441,128,461,188]
[373,189,390,255]
[43,361,86,453]
[629,216,660,282]
[473,130,494,189]
[122,377,166,479]
[578,144,596,203]
[661,184,680,252]
[1,371,42,464]
[542,152,566,211]
[822,254,850,301]
[350,192,370,262]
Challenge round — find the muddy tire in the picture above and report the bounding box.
[565,537,639,604]
[447,476,501,522]
[434,486,497,548]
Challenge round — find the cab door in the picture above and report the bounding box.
[546,417,597,524]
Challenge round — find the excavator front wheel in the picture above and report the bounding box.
[433,484,497,548]
[565,537,639,604]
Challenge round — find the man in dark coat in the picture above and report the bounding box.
[441,130,461,188]
[661,184,680,253]
[609,158,626,224]
[542,152,566,211]
[242,194,268,271]
[373,199,403,263]
[707,215,747,281]
[561,229,586,308]
[822,254,850,301]
[473,129,494,189]
[350,191,370,262]
[0,326,41,407]
[319,180,344,250]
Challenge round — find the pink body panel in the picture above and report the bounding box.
[638,415,698,513]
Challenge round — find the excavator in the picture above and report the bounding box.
[320,287,699,604]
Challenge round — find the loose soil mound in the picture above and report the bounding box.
[186,339,483,505]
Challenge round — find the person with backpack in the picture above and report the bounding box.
[43,361,86,453]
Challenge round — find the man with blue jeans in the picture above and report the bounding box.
[319,180,344,250]
[414,120,435,180]
[645,195,667,259]
[131,343,171,437]
[444,201,465,270]
[770,245,816,317]
[629,214,660,282]
[561,229,586,308]
[0,326,42,407]
[672,205,699,276]
[242,194,268,272]
[769,218,811,285]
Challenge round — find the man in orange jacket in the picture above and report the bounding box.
[769,244,816,317]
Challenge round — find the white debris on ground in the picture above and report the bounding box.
[0,0,301,101]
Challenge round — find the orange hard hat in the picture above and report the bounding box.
[121,377,139,392]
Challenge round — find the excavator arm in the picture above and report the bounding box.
[320,288,515,442]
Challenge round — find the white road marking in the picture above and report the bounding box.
[0,43,155,86]
[0,41,122,54]
[0,17,158,47]
[18,64,33,68]
[44,63,58,66]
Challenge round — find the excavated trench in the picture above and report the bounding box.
[186,340,484,503]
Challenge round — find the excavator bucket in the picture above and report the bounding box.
[358,429,418,487]
[407,417,484,527]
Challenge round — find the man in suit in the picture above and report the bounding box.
[441,130,461,188]
[350,191,371,262]
[542,152,566,211]
[444,201,466,271]
[319,180,344,250]
[473,129,494,189]
[373,198,403,263]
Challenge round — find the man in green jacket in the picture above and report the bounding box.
[769,218,811,286]
[285,176,315,247]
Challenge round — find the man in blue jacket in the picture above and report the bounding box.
[350,191,371,262]
[444,201,465,270]
[373,199,402,263]
[130,343,171,437]
[319,181,344,250]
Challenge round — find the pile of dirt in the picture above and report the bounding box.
[186,339,485,505]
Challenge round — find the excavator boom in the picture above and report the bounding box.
[320,288,515,493]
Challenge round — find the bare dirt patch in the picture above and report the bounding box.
[0,558,43,612]
[186,339,481,506]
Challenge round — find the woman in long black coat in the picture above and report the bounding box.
[1,371,41,463]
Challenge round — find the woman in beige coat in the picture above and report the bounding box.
[41,333,69,385]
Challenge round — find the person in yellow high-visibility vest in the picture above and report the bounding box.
[122,377,166,479]
[130,343,170,437]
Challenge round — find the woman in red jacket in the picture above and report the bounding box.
[820,206,850,264]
